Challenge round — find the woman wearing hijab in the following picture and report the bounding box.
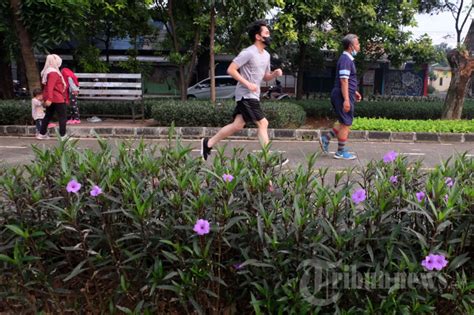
[37,54,67,140]
[61,67,81,124]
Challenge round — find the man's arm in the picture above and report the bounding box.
[227,62,258,93]
[263,69,283,82]
[340,78,351,113]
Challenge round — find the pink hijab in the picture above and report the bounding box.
[41,54,66,89]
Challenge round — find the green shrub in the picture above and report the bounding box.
[151,100,306,128]
[352,117,474,133]
[0,100,32,125]
[0,100,306,129]
[293,100,474,120]
[0,137,472,314]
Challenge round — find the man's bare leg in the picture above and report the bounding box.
[208,115,246,148]
[255,118,269,147]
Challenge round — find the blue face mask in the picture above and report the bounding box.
[351,50,358,57]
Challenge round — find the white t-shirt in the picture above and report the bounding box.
[233,45,270,101]
[32,98,45,120]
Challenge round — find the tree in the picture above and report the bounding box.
[153,0,207,100]
[440,0,473,119]
[273,0,439,99]
[9,0,41,94]
[1,0,89,96]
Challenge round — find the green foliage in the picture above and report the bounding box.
[16,0,89,51]
[151,100,306,128]
[388,35,442,68]
[293,99,474,120]
[0,100,32,125]
[352,117,474,133]
[0,99,307,129]
[75,45,109,73]
[0,138,472,313]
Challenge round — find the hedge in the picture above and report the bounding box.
[352,117,474,133]
[292,100,474,120]
[0,100,32,125]
[2,99,474,128]
[0,138,472,314]
[0,100,306,129]
[151,100,306,128]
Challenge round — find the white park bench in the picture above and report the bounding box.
[75,73,144,121]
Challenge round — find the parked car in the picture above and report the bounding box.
[187,75,237,99]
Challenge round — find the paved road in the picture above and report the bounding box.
[0,136,472,170]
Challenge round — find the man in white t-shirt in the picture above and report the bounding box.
[201,20,287,165]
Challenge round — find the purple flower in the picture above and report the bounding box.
[351,188,366,205]
[421,253,448,271]
[66,179,81,193]
[222,173,234,183]
[383,151,398,163]
[90,185,102,197]
[390,175,398,184]
[445,177,454,188]
[193,219,210,236]
[233,263,243,270]
[444,194,449,202]
[416,191,425,202]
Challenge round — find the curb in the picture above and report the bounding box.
[0,125,473,143]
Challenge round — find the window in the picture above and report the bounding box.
[439,77,443,86]
[199,79,210,88]
[216,78,237,87]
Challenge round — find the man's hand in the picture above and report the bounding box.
[273,68,283,78]
[72,91,79,96]
[44,100,52,107]
[343,100,351,113]
[355,91,362,102]
[247,82,258,93]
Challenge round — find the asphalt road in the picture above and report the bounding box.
[0,137,472,171]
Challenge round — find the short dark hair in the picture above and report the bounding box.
[248,20,268,42]
[342,34,358,50]
[32,88,42,97]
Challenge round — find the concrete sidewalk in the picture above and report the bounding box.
[0,119,473,143]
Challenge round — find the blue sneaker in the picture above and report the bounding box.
[334,149,357,160]
[319,135,329,154]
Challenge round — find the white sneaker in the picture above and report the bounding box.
[87,116,102,123]
[36,134,50,140]
[60,135,69,141]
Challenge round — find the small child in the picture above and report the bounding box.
[61,68,80,124]
[31,88,45,135]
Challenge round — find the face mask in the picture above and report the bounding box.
[351,50,358,57]
[262,36,272,46]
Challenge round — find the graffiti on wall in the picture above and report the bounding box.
[384,70,424,96]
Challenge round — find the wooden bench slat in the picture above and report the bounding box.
[75,73,144,121]
[78,96,142,101]
[79,89,142,96]
[79,82,142,88]
[76,73,141,79]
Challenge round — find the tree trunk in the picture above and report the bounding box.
[186,29,201,88]
[0,32,14,99]
[442,49,474,119]
[166,0,187,100]
[209,3,216,103]
[296,41,307,100]
[10,0,41,94]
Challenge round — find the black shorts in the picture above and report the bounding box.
[233,98,265,123]
[331,88,355,126]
